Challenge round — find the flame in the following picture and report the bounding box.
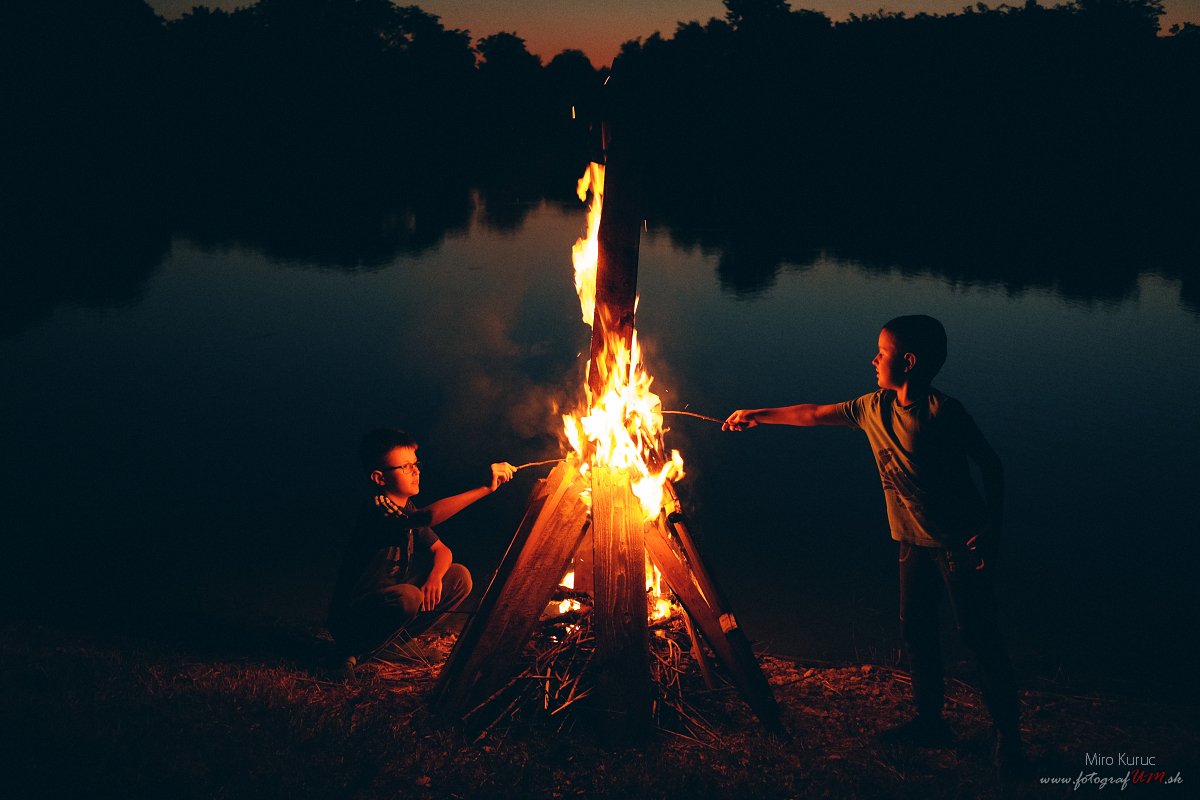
[558,162,682,623]
[563,162,684,521]
[647,559,675,621]
[571,162,603,327]
[558,570,581,615]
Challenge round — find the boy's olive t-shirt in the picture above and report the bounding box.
[837,388,988,548]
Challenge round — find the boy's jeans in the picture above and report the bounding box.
[898,541,1020,736]
[330,563,473,659]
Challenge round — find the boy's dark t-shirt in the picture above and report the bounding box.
[329,495,439,614]
[836,388,988,548]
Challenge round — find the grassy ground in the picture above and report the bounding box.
[2,619,1196,800]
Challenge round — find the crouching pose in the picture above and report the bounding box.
[328,427,514,674]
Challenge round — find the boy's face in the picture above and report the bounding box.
[372,445,421,501]
[872,329,912,390]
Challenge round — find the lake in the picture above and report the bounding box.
[3,190,1196,698]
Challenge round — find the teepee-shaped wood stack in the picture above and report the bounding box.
[432,135,782,739]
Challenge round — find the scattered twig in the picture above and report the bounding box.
[658,725,719,749]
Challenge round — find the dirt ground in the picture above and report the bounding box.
[2,619,1196,799]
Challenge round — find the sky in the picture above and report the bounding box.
[149,0,1200,66]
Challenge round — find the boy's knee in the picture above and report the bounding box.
[443,563,472,602]
[391,583,424,617]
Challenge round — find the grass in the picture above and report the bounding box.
[2,618,1196,799]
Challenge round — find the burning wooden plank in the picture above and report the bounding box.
[589,465,653,739]
[646,485,785,735]
[434,123,783,739]
[587,141,641,399]
[432,460,589,718]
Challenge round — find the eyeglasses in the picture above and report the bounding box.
[382,461,421,474]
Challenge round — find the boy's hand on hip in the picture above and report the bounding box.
[967,523,1002,569]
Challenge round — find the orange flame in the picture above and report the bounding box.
[647,560,674,621]
[563,162,684,522]
[571,163,603,327]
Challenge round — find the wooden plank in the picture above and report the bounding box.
[645,513,785,734]
[432,460,590,717]
[590,465,653,740]
[682,611,717,691]
[588,140,642,399]
[663,481,728,613]
[434,473,551,694]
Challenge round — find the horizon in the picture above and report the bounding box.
[147,0,1200,67]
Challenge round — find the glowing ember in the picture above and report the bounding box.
[563,162,684,522]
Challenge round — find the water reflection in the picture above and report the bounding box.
[3,187,1198,696]
[4,184,1197,342]
[647,194,1200,312]
[1,210,170,337]
[175,185,476,271]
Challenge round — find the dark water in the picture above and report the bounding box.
[3,195,1197,698]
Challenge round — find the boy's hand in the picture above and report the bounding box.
[489,462,515,492]
[421,578,443,612]
[966,521,1002,569]
[723,409,758,431]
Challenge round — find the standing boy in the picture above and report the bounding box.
[328,427,515,674]
[724,315,1021,770]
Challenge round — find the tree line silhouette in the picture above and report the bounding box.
[4,0,600,203]
[2,0,1197,314]
[613,0,1197,248]
[6,1,1195,192]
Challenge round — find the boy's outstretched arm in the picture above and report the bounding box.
[723,404,848,431]
[419,462,515,527]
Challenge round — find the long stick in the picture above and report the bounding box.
[661,410,723,425]
[514,458,562,471]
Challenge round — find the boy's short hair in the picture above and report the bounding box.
[359,427,418,474]
[883,315,947,381]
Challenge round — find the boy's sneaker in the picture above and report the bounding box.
[878,715,955,747]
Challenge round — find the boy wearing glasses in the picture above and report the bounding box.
[723,315,1022,774]
[328,427,515,674]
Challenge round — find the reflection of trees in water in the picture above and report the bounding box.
[4,172,1195,342]
[474,183,551,234]
[175,181,556,268]
[658,214,820,297]
[614,0,1198,307]
[0,181,520,338]
[651,193,1196,310]
[4,0,1198,330]
[0,210,170,338]
[175,183,476,271]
